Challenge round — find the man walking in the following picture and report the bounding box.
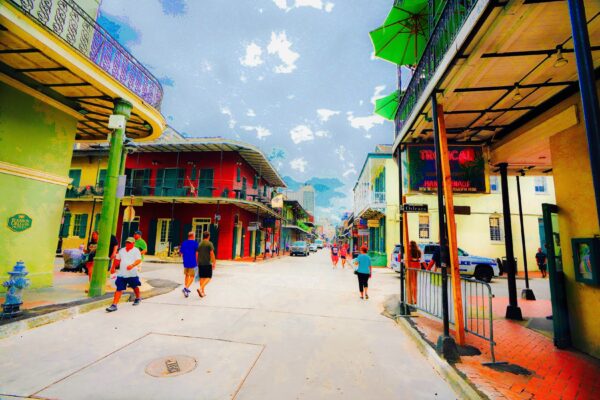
[536,247,548,278]
[106,237,142,312]
[331,242,339,268]
[180,231,199,297]
[197,231,216,297]
[133,230,147,271]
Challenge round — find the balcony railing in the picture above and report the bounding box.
[11,0,163,109]
[65,185,103,198]
[354,191,386,217]
[395,0,479,136]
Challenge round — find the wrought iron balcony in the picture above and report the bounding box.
[395,0,479,136]
[11,0,163,109]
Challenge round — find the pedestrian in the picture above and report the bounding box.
[407,241,422,304]
[331,242,339,268]
[85,231,98,279]
[427,246,441,271]
[340,244,348,269]
[273,241,278,257]
[197,231,216,297]
[536,247,548,278]
[285,241,290,254]
[133,230,147,271]
[108,234,119,270]
[353,246,372,299]
[180,231,199,297]
[106,237,142,312]
[265,240,271,258]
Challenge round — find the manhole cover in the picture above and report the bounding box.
[145,355,197,378]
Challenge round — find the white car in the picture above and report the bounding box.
[309,243,318,252]
[421,244,500,283]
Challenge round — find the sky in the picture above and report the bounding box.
[98,0,409,221]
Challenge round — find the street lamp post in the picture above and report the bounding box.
[516,173,535,300]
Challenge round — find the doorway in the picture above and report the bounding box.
[156,218,172,254]
[192,218,211,242]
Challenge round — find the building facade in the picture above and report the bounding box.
[62,138,285,260]
[0,0,165,288]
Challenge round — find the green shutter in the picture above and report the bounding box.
[68,170,81,187]
[78,214,88,238]
[60,213,71,238]
[98,169,107,187]
[253,175,258,189]
[199,169,214,197]
[156,169,165,196]
[171,219,182,250]
[236,167,241,182]
[210,224,219,256]
[147,219,158,254]
[94,213,101,231]
[143,169,152,195]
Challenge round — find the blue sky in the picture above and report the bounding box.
[99,0,406,220]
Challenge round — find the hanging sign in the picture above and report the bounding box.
[271,194,284,209]
[367,219,380,228]
[406,145,488,194]
[7,214,32,232]
[123,206,136,223]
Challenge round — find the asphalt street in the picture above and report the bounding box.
[0,250,457,400]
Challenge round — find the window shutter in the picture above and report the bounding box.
[94,213,101,231]
[60,213,71,238]
[156,169,165,195]
[171,219,182,250]
[236,167,241,182]
[98,169,107,187]
[68,170,81,187]
[147,219,158,254]
[78,214,88,238]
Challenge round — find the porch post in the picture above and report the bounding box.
[89,99,132,297]
[111,147,128,236]
[517,174,535,300]
[499,163,523,320]
[568,0,600,229]
[397,148,409,315]
[432,95,460,361]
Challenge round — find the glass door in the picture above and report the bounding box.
[156,218,172,254]
[542,203,571,348]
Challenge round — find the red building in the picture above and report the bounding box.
[68,138,286,260]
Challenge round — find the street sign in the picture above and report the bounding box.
[400,204,428,213]
[116,175,126,199]
[7,214,32,232]
[454,206,471,215]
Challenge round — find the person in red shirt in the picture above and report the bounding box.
[331,243,339,268]
[340,244,348,269]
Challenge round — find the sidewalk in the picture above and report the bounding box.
[409,297,600,399]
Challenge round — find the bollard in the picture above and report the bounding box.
[2,261,30,319]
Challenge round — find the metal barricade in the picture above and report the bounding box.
[406,268,497,363]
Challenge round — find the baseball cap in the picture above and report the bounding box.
[126,237,136,243]
[134,230,142,235]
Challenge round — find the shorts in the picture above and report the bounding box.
[341,255,346,259]
[198,264,213,279]
[115,276,141,291]
[184,267,197,277]
[332,256,339,262]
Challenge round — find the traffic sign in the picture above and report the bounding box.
[400,204,428,213]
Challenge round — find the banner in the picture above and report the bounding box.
[271,194,284,208]
[406,145,488,194]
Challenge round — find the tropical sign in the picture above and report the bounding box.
[8,214,32,232]
[406,145,488,194]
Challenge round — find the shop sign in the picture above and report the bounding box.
[400,204,428,213]
[367,219,380,228]
[8,214,32,232]
[358,229,369,236]
[406,145,488,194]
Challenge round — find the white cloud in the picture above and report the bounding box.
[240,42,264,67]
[316,108,340,122]
[201,60,213,72]
[347,112,385,132]
[335,145,347,161]
[220,106,236,129]
[241,125,272,140]
[287,94,296,100]
[267,31,299,74]
[343,166,357,177]
[240,73,248,83]
[370,85,386,105]
[290,157,308,172]
[315,130,330,137]
[290,125,315,144]
[246,109,256,117]
[274,0,335,12]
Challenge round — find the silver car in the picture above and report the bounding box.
[309,243,318,252]
[290,241,309,256]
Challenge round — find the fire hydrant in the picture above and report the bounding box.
[2,261,30,318]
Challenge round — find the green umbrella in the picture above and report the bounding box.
[369,1,430,66]
[374,90,402,120]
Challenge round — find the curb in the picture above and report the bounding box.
[395,317,484,400]
[0,283,177,340]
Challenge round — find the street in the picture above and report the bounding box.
[0,251,456,400]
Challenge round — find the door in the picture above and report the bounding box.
[542,204,571,348]
[156,218,172,254]
[192,218,211,242]
[198,169,214,197]
[538,218,546,253]
[235,223,243,257]
[121,216,140,247]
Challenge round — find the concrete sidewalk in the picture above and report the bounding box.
[0,251,458,400]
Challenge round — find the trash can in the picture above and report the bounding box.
[500,257,518,275]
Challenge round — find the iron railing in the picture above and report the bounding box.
[11,0,163,109]
[396,0,479,135]
[65,185,103,198]
[407,268,497,363]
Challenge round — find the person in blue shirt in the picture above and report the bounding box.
[179,231,199,298]
[353,246,372,299]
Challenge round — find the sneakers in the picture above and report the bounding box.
[182,288,190,298]
[106,304,117,312]
[133,298,141,306]
[365,294,369,300]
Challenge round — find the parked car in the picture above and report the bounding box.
[290,240,309,256]
[309,243,318,252]
[421,243,500,283]
[314,239,324,249]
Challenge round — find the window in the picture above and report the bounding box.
[156,168,185,196]
[418,214,429,239]
[97,169,107,187]
[68,169,82,187]
[253,174,258,189]
[241,177,247,198]
[490,176,499,193]
[236,167,241,182]
[198,168,214,197]
[72,214,88,238]
[126,168,152,195]
[535,176,547,194]
[489,216,503,242]
[192,218,211,242]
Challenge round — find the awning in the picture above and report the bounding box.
[374,90,401,120]
[282,224,311,234]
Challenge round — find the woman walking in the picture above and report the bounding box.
[353,246,372,299]
[407,241,422,304]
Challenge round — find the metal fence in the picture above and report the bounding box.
[407,268,496,363]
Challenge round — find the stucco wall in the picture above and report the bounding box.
[0,82,77,288]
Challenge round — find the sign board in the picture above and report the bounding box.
[454,206,471,215]
[367,219,380,228]
[400,204,429,213]
[7,214,32,232]
[271,194,284,209]
[116,175,127,199]
[121,197,144,207]
[406,145,488,194]
[123,206,136,222]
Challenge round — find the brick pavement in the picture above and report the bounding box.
[411,298,600,399]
